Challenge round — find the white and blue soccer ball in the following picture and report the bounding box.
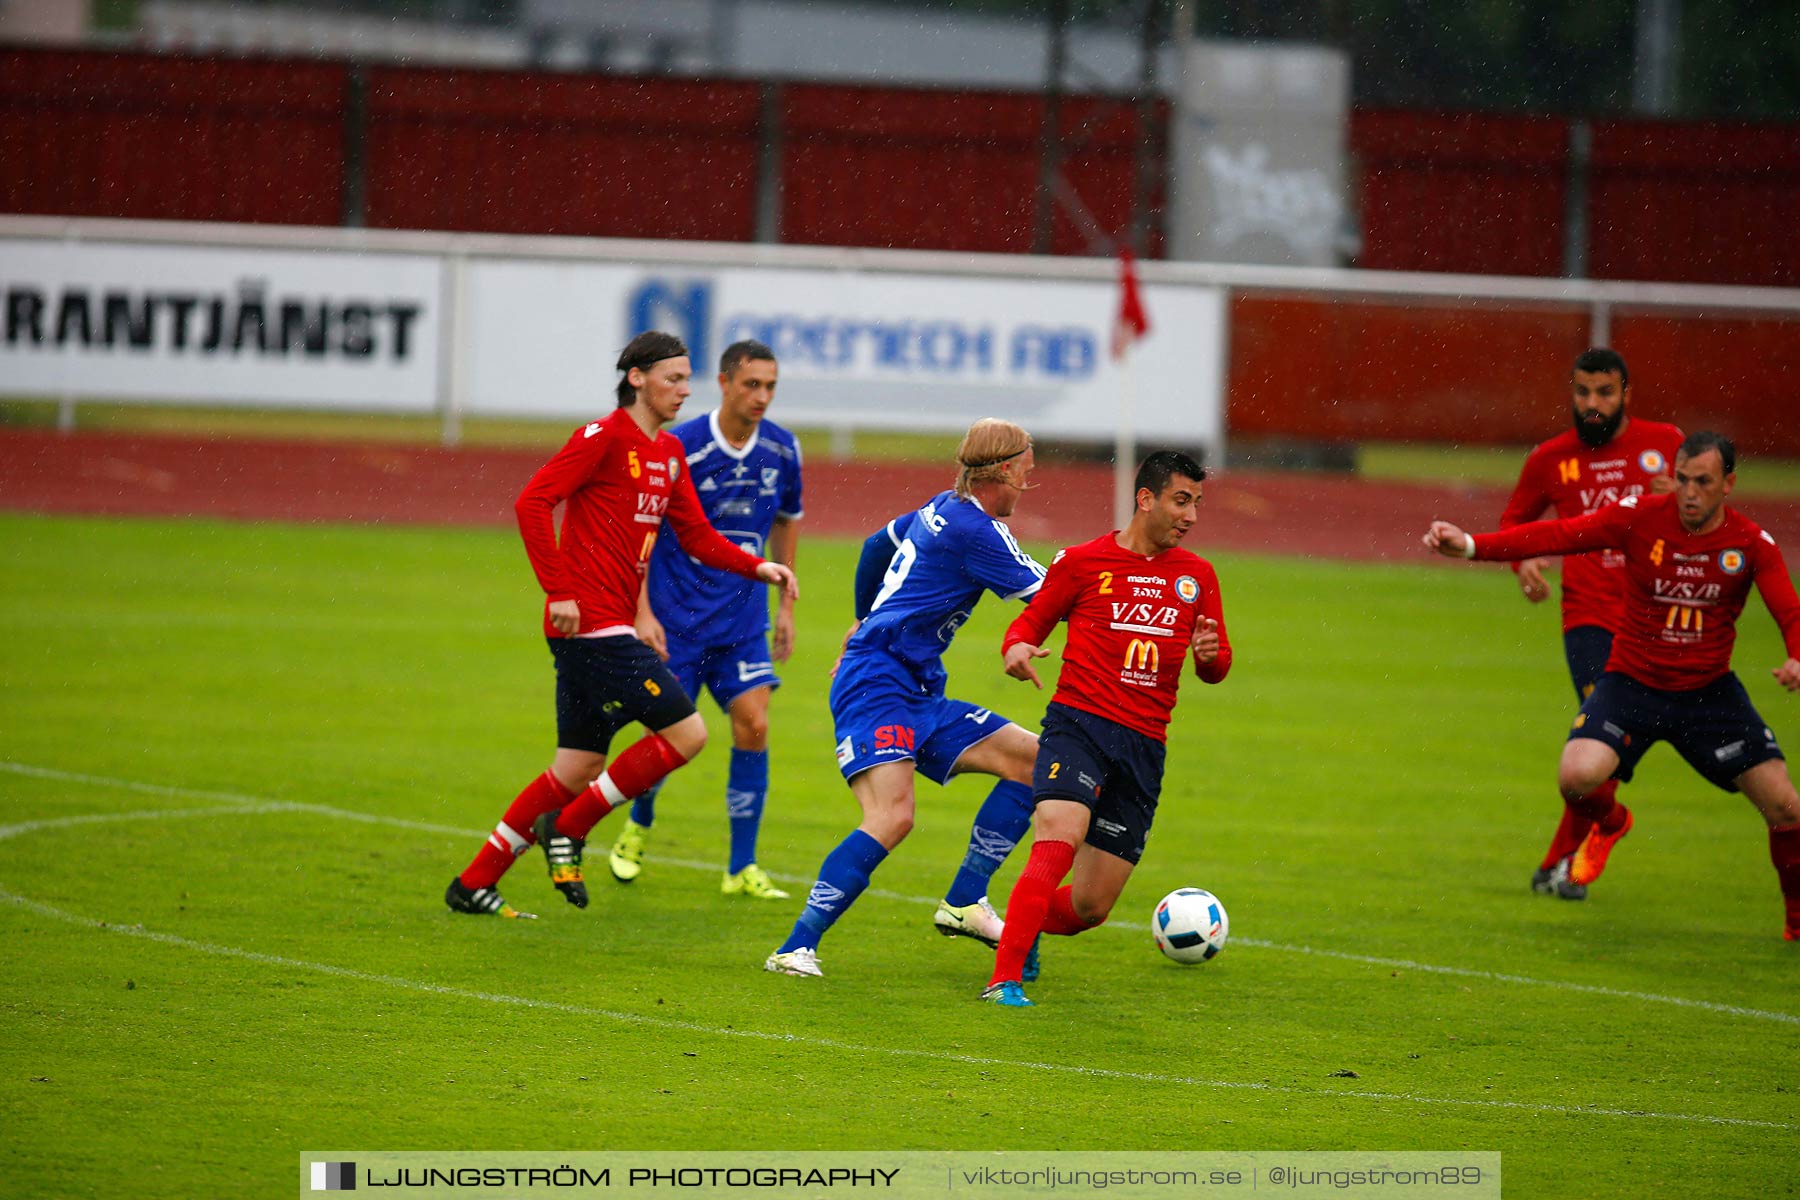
[1153,888,1229,964]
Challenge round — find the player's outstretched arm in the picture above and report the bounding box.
[1423,521,1474,558]
[1003,641,1052,690]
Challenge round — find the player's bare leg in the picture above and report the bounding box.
[936,725,1038,947]
[1559,737,1632,890]
[1735,759,1800,939]
[767,761,915,977]
[719,685,787,898]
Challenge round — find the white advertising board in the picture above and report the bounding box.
[0,238,441,410]
[463,260,1224,451]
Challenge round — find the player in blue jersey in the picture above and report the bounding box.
[582,340,802,901]
[765,418,1047,978]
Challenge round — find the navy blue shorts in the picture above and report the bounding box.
[1563,625,1614,702]
[666,630,781,712]
[1571,670,1784,793]
[1032,702,1167,865]
[549,635,697,755]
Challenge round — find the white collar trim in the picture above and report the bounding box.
[708,410,760,461]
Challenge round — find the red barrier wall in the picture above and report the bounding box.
[1349,110,1568,277]
[0,48,346,226]
[780,83,1163,256]
[1228,294,1592,445]
[1588,120,1800,287]
[364,67,763,240]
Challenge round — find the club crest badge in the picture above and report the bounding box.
[1175,575,1200,603]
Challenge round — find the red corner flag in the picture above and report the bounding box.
[1111,248,1151,360]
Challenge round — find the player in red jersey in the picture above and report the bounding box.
[445,331,798,918]
[1500,349,1683,898]
[1426,432,1800,939]
[981,451,1233,1006]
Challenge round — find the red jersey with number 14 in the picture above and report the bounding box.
[514,407,763,638]
[1499,420,1683,633]
[1003,533,1231,742]
[1473,493,1800,692]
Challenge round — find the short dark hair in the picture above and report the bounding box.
[719,339,776,379]
[615,330,688,407]
[1678,430,1736,475]
[1135,450,1206,498]
[1572,347,1629,387]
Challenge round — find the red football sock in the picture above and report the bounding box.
[1568,778,1622,827]
[556,733,687,839]
[990,840,1075,987]
[1541,780,1615,868]
[1040,884,1103,936]
[458,771,579,889]
[1769,824,1800,932]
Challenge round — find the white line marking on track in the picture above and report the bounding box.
[5,759,1799,1033]
[0,881,1791,1132]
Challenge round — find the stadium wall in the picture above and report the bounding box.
[3,47,1796,286]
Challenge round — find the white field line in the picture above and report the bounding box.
[0,881,1792,1133]
[5,759,1799,1034]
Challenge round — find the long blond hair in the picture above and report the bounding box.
[953,417,1033,499]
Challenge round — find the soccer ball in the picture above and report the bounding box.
[1152,888,1229,963]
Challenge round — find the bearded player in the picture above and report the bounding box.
[1500,348,1683,899]
[445,331,797,918]
[983,451,1233,1007]
[1426,432,1800,940]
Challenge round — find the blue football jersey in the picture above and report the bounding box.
[848,489,1046,689]
[648,410,804,644]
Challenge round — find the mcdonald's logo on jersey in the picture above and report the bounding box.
[1123,639,1160,673]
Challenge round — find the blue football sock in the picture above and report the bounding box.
[725,748,768,875]
[777,829,888,954]
[629,780,663,829]
[943,779,1034,908]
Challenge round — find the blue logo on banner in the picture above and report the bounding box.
[625,278,1096,382]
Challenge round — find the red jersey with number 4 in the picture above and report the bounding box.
[1499,420,1684,634]
[515,407,763,638]
[1003,533,1231,742]
[1473,493,1800,692]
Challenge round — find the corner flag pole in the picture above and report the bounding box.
[1110,248,1150,529]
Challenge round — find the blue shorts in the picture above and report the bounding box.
[829,648,1013,785]
[1571,670,1784,793]
[1564,625,1613,702]
[550,635,697,755]
[665,630,781,711]
[1033,701,1167,865]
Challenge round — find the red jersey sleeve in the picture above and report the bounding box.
[1750,532,1800,661]
[514,427,604,603]
[1472,500,1636,563]
[1498,446,1556,575]
[665,453,765,581]
[1194,559,1232,684]
[1003,546,1081,653]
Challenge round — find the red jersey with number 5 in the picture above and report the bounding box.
[1473,493,1800,691]
[514,407,762,638]
[1003,533,1231,741]
[1499,420,1683,633]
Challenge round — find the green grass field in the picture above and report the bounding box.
[1,514,1796,1199]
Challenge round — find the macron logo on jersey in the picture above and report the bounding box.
[584,422,602,438]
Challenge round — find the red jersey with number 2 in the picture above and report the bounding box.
[1499,420,1683,633]
[1473,493,1800,692]
[1003,533,1231,742]
[514,407,762,638]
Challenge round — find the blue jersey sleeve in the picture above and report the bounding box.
[852,514,909,619]
[779,439,804,519]
[961,515,1046,602]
